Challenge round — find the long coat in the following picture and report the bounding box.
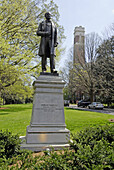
[37,20,57,58]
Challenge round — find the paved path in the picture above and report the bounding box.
[69,105,114,115]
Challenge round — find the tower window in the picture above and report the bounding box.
[81,36,85,44]
[74,35,79,43]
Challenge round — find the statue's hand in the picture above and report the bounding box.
[45,32,50,36]
[54,42,58,47]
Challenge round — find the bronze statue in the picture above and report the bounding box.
[37,12,58,73]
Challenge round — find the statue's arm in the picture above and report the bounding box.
[36,23,49,37]
[54,27,58,47]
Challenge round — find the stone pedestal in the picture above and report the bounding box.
[21,74,70,151]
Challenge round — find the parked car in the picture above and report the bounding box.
[64,100,70,106]
[88,102,104,109]
[77,100,91,107]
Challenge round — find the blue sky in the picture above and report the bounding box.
[53,0,114,68]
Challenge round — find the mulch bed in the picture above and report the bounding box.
[8,150,67,168]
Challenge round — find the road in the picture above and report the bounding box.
[69,105,114,115]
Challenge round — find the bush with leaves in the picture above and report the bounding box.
[0,124,114,169]
[0,130,21,160]
[70,124,114,169]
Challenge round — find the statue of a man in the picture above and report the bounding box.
[36,12,58,73]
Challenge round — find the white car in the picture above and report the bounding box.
[88,102,104,109]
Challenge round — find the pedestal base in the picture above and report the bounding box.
[21,74,70,151]
[21,143,69,152]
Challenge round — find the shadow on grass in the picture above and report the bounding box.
[0,105,32,113]
[65,107,84,112]
[0,112,10,115]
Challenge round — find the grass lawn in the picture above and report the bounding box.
[0,104,114,136]
[65,107,114,133]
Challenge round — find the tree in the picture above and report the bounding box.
[0,0,65,104]
[60,47,77,103]
[61,25,113,105]
[61,33,101,103]
[0,0,65,78]
[94,36,114,106]
[0,0,39,103]
[2,80,33,104]
[72,33,101,102]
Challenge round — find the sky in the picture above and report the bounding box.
[52,0,114,68]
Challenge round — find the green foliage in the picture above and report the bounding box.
[71,124,114,147]
[0,130,20,161]
[0,0,65,103]
[0,124,114,169]
[36,149,73,170]
[0,105,114,169]
[0,0,37,104]
[70,124,114,169]
[3,79,33,104]
[0,98,3,107]
[95,36,114,105]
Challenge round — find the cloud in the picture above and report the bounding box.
[112,9,114,14]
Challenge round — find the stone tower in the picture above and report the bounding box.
[73,26,85,64]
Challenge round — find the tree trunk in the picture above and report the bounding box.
[90,89,94,103]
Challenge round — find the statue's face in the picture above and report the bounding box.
[45,12,51,20]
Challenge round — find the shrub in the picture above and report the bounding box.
[1,149,74,170]
[70,124,114,169]
[0,124,114,169]
[0,130,21,160]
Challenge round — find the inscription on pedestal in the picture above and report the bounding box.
[35,103,63,113]
[32,102,64,124]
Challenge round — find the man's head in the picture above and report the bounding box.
[45,12,51,20]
